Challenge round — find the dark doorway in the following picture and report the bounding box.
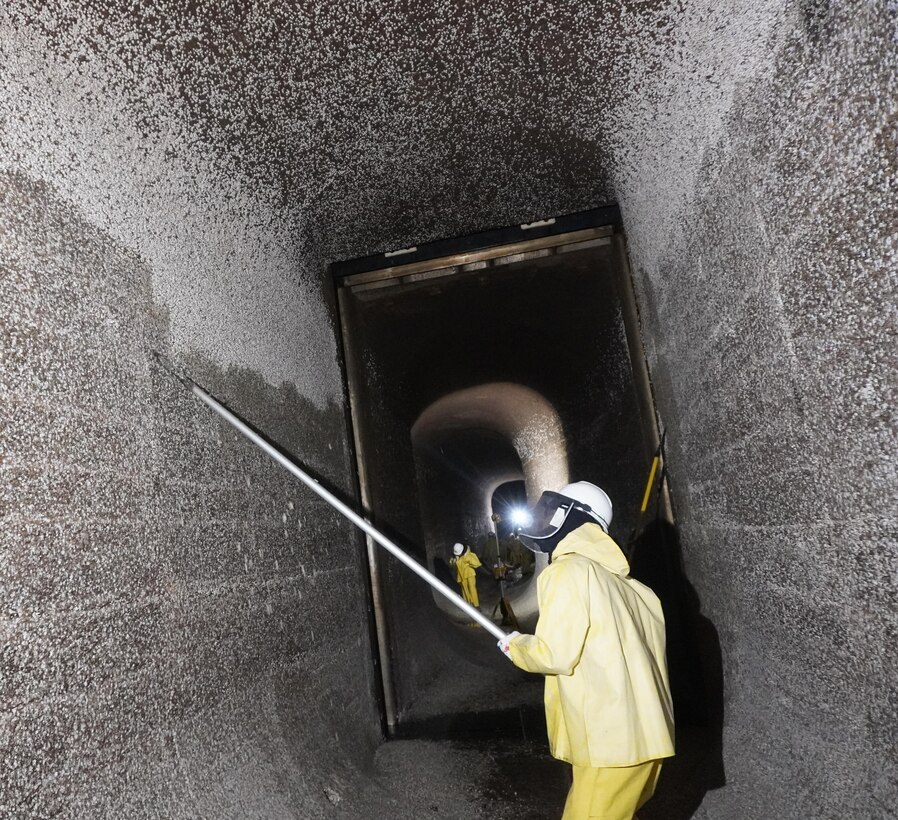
[332,212,660,726]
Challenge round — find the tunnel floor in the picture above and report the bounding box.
[370,614,721,819]
[374,731,570,819]
[374,705,718,818]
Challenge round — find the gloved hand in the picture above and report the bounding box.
[497,631,521,659]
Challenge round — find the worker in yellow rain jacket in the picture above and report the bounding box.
[498,482,674,820]
[450,542,482,608]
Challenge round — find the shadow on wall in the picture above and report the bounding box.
[629,520,726,819]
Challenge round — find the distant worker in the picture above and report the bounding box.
[449,542,482,608]
[497,482,674,820]
[505,533,533,575]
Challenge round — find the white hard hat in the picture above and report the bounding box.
[452,542,465,556]
[558,482,613,531]
[517,481,613,554]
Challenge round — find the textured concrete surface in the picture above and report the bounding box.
[0,169,387,817]
[0,0,627,400]
[613,2,897,818]
[2,0,895,818]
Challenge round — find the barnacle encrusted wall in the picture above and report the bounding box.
[612,3,897,817]
[1,1,895,818]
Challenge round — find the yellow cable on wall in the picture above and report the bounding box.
[640,455,660,513]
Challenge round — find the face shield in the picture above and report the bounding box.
[516,491,592,554]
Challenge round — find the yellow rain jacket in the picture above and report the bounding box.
[452,549,482,583]
[508,524,675,767]
[451,549,482,607]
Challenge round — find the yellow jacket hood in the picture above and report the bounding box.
[552,523,630,576]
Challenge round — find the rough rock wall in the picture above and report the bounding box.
[611,2,897,817]
[0,7,385,817]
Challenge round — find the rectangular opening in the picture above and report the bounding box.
[331,207,666,729]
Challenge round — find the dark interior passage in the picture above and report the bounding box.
[333,222,728,817]
[490,480,529,536]
[337,226,658,728]
[2,2,895,818]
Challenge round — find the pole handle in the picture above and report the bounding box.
[185,381,508,641]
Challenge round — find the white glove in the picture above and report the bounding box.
[497,631,521,659]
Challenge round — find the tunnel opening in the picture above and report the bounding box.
[332,209,663,753]
[409,381,572,628]
[490,480,528,537]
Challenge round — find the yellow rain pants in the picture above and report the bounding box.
[562,760,662,820]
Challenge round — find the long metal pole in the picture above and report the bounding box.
[156,355,507,640]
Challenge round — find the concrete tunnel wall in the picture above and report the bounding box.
[412,383,571,511]
[607,3,897,818]
[0,25,391,820]
[1,172,386,815]
[2,2,896,819]
[3,4,393,817]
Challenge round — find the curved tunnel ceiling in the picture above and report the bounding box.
[412,382,569,501]
[414,425,524,508]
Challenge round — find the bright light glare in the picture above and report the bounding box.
[509,507,532,527]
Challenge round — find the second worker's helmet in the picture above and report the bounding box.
[516,482,613,554]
